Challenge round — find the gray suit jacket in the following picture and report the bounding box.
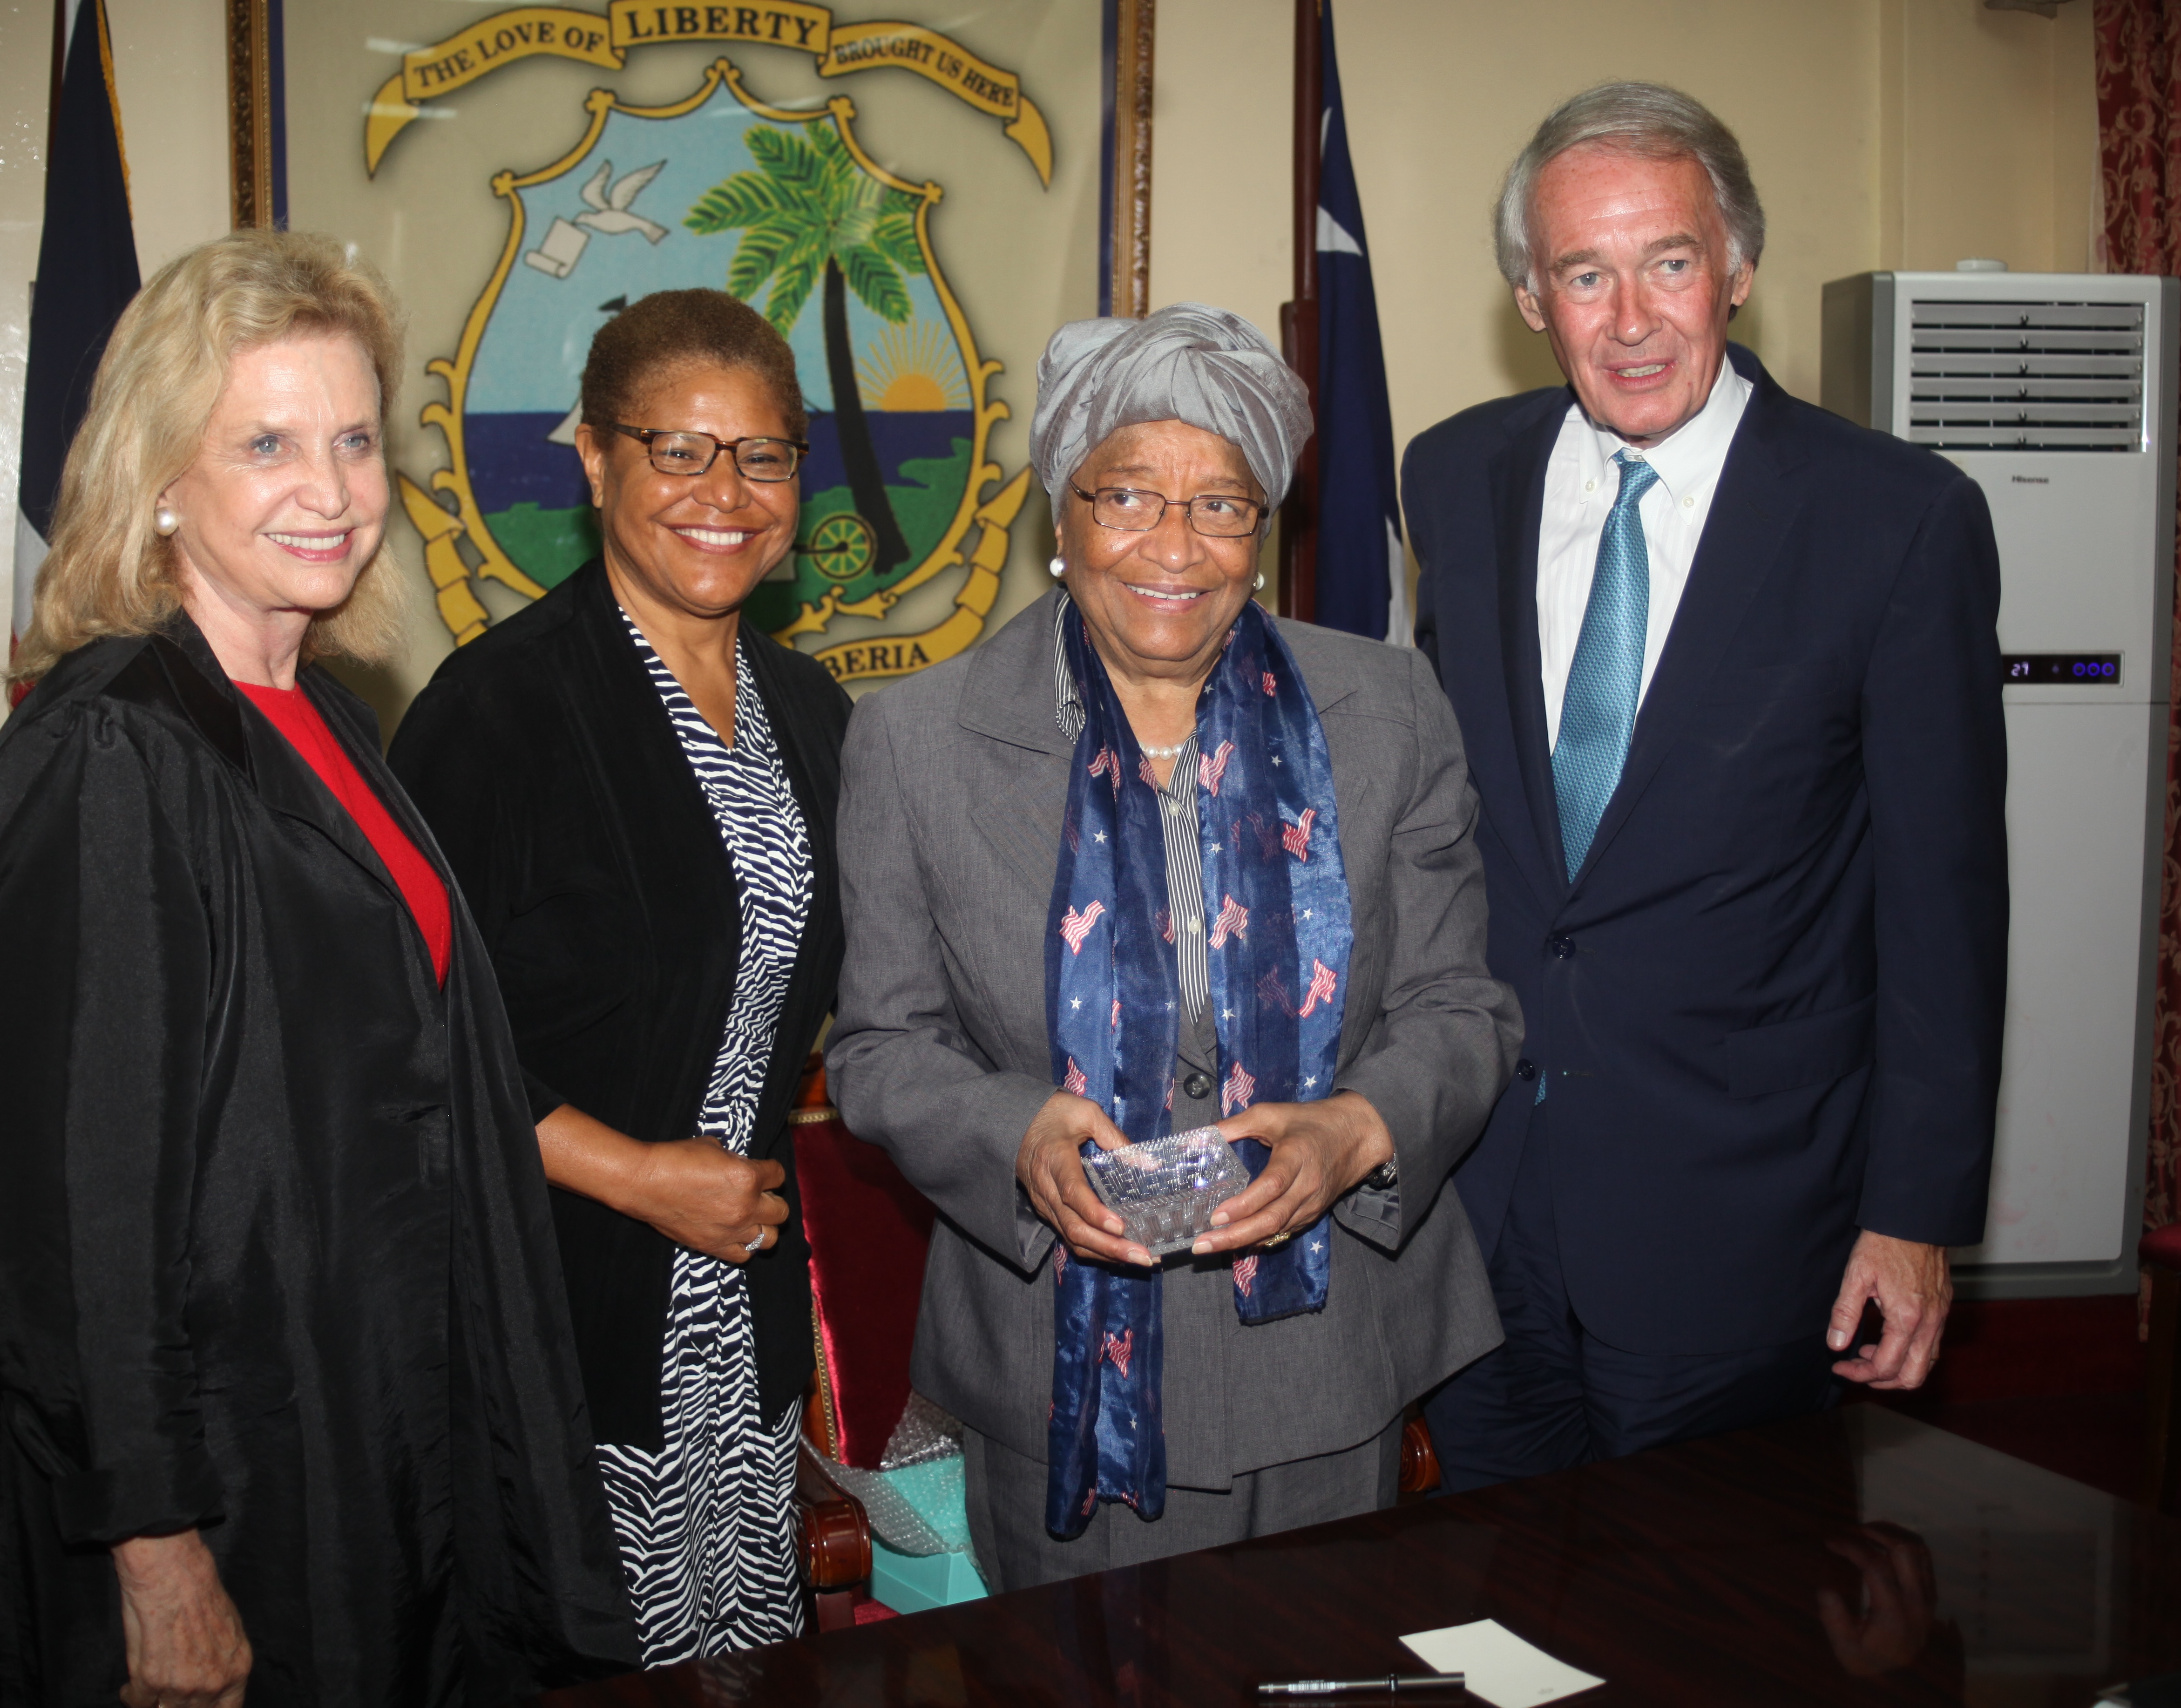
[827,591,1520,1487]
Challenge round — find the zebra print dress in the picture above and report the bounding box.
[597,614,812,1662]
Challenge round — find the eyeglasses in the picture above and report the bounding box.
[611,424,809,481]
[1069,481,1267,539]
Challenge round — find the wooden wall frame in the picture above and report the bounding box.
[1106,0,1155,319]
[227,0,279,229]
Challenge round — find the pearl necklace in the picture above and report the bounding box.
[1138,739,1190,759]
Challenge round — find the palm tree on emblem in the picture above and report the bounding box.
[687,123,921,578]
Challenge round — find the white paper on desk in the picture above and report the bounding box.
[1400,1619,1603,1707]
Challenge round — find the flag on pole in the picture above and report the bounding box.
[1309,1,1408,645]
[13,0,138,661]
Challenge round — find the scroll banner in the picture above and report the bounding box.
[364,2,1052,183]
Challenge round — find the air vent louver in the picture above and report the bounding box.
[1906,300,2144,451]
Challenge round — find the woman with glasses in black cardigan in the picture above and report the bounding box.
[392,289,850,1664]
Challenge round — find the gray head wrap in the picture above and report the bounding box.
[1028,302,1313,513]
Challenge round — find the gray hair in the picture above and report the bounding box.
[1029,302,1312,513]
[1494,82,1765,291]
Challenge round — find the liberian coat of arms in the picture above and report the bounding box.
[367,6,1049,684]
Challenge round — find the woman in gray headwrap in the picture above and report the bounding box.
[827,303,1520,1587]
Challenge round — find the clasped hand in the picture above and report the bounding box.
[623,1137,788,1263]
[1016,1090,1393,1267]
[537,1105,786,1264]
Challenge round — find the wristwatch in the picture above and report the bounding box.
[1360,1155,1400,1193]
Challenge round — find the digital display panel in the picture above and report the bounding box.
[2002,653,2122,685]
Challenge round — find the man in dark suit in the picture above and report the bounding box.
[1404,81,2008,1486]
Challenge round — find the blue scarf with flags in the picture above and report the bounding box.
[1043,597,1354,1537]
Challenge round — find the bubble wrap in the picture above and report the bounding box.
[881,1390,965,1470]
[820,1452,972,1558]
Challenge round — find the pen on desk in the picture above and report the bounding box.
[1256,1676,1465,1697]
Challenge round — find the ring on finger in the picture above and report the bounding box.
[1262,1231,1294,1249]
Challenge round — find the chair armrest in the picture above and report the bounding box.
[1399,1413,1442,1497]
[794,1442,873,1592]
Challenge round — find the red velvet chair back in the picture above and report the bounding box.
[793,1055,937,1469]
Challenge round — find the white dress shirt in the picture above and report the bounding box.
[1537,362,1753,748]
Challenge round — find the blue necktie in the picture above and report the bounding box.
[1552,450,1659,881]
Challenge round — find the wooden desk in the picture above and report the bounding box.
[535,1407,2181,1706]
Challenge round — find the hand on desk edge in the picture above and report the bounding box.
[1828,1229,1951,1389]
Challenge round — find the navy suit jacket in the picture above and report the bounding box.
[1402,343,2009,1355]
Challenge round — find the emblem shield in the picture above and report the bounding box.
[413,60,1025,682]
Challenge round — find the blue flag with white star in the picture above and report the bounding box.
[14,0,138,658]
[1312,1,1407,644]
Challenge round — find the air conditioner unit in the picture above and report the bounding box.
[1822,269,2179,1297]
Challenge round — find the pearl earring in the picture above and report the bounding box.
[154,507,179,537]
[1254,571,1266,591]
[1049,555,1066,579]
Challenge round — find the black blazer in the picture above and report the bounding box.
[390,562,851,1448]
[0,618,636,1697]
[1402,345,2009,1356]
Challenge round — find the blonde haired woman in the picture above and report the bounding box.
[0,231,635,1706]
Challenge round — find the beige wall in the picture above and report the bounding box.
[1151,0,2100,461]
[0,0,2112,689]
[107,0,230,278]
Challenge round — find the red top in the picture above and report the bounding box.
[235,681,452,986]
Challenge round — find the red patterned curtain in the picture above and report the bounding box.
[2095,0,2181,1234]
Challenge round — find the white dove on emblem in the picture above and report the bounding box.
[575,160,670,244]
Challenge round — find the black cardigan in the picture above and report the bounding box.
[390,562,850,1449]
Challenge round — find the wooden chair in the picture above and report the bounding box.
[791,1444,871,1632]
[787,1055,938,1627]
[2145,1222,2181,1515]
[1400,1407,1443,1498]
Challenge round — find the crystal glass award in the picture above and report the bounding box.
[1082,1126,1251,1256]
